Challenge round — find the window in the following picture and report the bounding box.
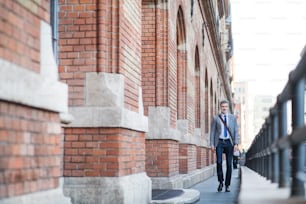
[202,23,205,47]
[191,0,194,18]
[50,0,58,64]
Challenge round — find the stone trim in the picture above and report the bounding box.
[85,72,124,107]
[156,1,168,10]
[63,173,151,204]
[177,119,200,145]
[67,72,148,132]
[146,106,180,141]
[146,107,209,145]
[151,165,215,189]
[0,21,68,113]
[68,106,148,132]
[0,178,71,204]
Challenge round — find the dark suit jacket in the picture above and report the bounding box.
[210,113,239,147]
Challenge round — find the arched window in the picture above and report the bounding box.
[210,79,214,125]
[194,46,200,128]
[177,6,187,119]
[205,69,209,133]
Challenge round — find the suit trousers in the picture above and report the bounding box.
[216,139,233,186]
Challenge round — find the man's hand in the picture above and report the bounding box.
[234,145,238,152]
[211,146,215,151]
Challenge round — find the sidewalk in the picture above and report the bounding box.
[191,168,240,204]
[238,166,306,204]
[150,167,240,204]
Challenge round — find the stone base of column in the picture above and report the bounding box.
[63,173,151,204]
[0,178,71,204]
[151,165,215,189]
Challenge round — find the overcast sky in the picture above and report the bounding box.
[231,0,306,96]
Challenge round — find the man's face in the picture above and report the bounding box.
[220,103,229,114]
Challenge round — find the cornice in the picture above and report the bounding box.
[198,0,232,103]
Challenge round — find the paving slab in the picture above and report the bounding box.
[190,168,240,204]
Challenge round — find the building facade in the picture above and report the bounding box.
[0,0,234,203]
[253,95,274,137]
[233,81,250,149]
[0,0,70,203]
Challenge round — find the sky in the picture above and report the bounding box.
[231,0,306,96]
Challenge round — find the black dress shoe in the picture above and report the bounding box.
[225,186,230,192]
[217,183,223,192]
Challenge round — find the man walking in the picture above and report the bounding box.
[210,99,239,192]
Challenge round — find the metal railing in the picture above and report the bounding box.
[246,48,306,198]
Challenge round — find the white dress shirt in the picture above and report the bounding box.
[219,114,229,139]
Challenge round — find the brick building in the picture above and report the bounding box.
[0,0,234,203]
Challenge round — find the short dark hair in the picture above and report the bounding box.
[219,99,229,106]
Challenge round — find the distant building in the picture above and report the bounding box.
[233,81,251,150]
[253,95,274,136]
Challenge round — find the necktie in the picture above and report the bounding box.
[224,115,227,137]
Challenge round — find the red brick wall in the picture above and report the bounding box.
[206,148,211,165]
[155,3,169,108]
[141,1,214,133]
[58,0,97,106]
[0,0,49,73]
[195,48,200,128]
[120,0,142,112]
[143,1,219,178]
[0,101,62,198]
[59,0,142,112]
[179,144,197,174]
[64,128,145,177]
[145,140,179,177]
[207,148,216,165]
[96,0,119,74]
[141,0,157,116]
[177,49,187,120]
[186,55,196,132]
[197,146,207,169]
[168,35,177,128]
